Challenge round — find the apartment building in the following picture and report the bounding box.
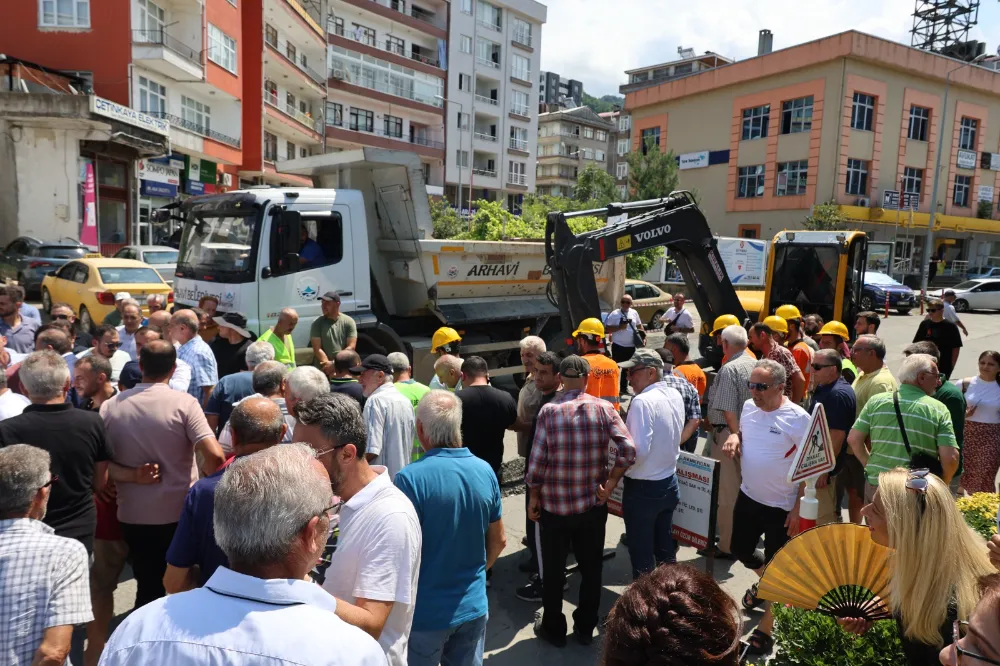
[621,49,734,95]
[623,30,1000,275]
[444,0,546,213]
[535,106,612,198]
[2,0,245,249]
[600,109,629,199]
[539,71,582,109]
[241,0,328,187]
[325,0,448,192]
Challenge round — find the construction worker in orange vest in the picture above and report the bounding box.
[776,305,815,393]
[572,317,621,408]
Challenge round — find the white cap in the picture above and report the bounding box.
[115,291,131,301]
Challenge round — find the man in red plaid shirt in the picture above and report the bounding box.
[525,355,636,647]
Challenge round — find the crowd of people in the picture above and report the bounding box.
[1,282,999,666]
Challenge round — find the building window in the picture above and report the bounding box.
[616,138,629,155]
[954,174,971,207]
[208,24,237,73]
[136,0,164,36]
[331,17,344,36]
[507,193,523,214]
[510,90,529,116]
[851,92,874,131]
[460,35,472,53]
[737,165,765,198]
[457,111,469,129]
[40,0,90,27]
[461,0,472,13]
[509,126,528,151]
[286,92,296,110]
[384,114,403,138]
[386,35,404,55]
[619,115,631,132]
[476,0,502,30]
[596,129,607,142]
[458,73,470,91]
[509,160,526,185]
[511,53,530,81]
[137,76,166,116]
[959,117,978,150]
[583,126,594,139]
[351,23,376,46]
[327,102,343,126]
[775,160,808,196]
[618,184,628,198]
[741,104,769,140]
[640,127,660,154]
[512,17,532,46]
[265,23,278,47]
[181,96,210,132]
[286,42,296,62]
[350,108,374,132]
[616,162,628,179]
[300,148,308,158]
[456,150,469,167]
[908,105,930,141]
[781,96,813,134]
[264,132,278,161]
[286,141,296,161]
[902,166,923,195]
[845,158,869,196]
[596,149,605,162]
[264,79,277,103]
[738,224,761,239]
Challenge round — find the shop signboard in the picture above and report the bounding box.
[90,96,169,136]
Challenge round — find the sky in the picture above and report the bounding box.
[538,0,1000,98]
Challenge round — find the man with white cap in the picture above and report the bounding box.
[102,292,132,327]
[210,312,255,379]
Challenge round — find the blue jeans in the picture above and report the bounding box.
[408,614,488,666]
[621,474,680,579]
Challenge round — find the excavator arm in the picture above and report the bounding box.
[545,192,749,368]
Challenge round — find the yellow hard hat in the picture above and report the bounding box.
[819,321,850,340]
[775,304,803,321]
[710,314,741,335]
[572,317,605,338]
[763,315,789,334]
[431,327,462,353]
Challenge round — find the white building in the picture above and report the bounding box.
[444,0,545,213]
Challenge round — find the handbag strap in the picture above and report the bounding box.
[892,392,913,456]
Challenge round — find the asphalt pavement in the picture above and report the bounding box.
[81,304,999,665]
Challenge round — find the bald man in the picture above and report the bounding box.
[146,310,171,336]
[259,308,299,368]
[170,310,218,405]
[163,396,286,593]
[117,327,192,393]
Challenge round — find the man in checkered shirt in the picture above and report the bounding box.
[0,444,92,665]
[525,355,635,647]
[169,309,218,406]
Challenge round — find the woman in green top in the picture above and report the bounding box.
[258,308,298,368]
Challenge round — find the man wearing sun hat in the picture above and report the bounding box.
[101,292,133,327]
[210,312,255,379]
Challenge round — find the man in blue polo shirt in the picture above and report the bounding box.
[394,390,506,666]
[162,397,287,593]
[808,349,856,525]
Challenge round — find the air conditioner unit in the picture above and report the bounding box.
[332,69,346,80]
[856,196,871,207]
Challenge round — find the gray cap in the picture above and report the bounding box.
[618,348,664,370]
[558,354,591,378]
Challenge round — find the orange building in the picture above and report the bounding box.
[622,30,1000,278]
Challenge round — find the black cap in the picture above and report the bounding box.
[320,291,341,302]
[349,354,392,375]
[558,354,591,378]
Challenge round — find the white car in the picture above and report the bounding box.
[928,278,1000,312]
[112,245,178,285]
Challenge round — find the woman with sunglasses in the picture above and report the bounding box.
[841,468,993,665]
[940,573,1000,666]
[955,351,1000,494]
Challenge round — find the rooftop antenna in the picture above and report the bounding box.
[911,0,979,54]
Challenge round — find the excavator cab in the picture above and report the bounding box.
[760,230,868,333]
[545,193,749,370]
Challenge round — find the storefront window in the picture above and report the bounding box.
[98,199,127,244]
[97,161,127,188]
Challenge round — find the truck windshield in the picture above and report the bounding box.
[769,244,841,322]
[177,213,258,281]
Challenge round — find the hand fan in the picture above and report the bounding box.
[756,523,892,622]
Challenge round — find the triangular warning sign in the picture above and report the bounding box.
[787,402,836,484]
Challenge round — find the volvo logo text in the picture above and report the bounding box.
[634,224,672,244]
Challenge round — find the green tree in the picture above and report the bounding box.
[803,201,847,230]
[429,198,466,239]
[626,141,680,200]
[574,164,618,206]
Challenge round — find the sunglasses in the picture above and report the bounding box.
[104,342,121,349]
[927,307,942,313]
[811,363,837,371]
[51,313,71,320]
[953,620,1000,665]
[906,468,931,514]
[747,381,776,391]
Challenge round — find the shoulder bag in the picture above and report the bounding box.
[893,392,943,477]
[626,316,646,348]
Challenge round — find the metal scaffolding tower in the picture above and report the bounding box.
[911,0,980,53]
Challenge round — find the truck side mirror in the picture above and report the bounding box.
[272,210,302,275]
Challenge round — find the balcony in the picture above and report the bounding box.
[132,29,203,81]
[328,22,443,70]
[476,18,501,32]
[325,117,444,158]
[474,131,498,143]
[508,172,527,186]
[334,0,446,39]
[329,50,445,111]
[264,33,326,89]
[512,30,532,49]
[509,102,530,118]
[151,112,240,148]
[509,137,528,151]
[264,90,324,138]
[476,56,501,71]
[472,167,497,178]
[475,94,499,108]
[511,68,531,85]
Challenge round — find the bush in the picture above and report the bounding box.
[957,492,999,541]
[769,605,906,666]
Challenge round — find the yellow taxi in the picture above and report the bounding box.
[40,255,173,331]
[624,279,673,328]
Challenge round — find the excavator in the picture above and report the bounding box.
[545,193,868,369]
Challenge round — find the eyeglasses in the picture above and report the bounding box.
[747,381,776,391]
[953,620,1000,665]
[41,474,58,489]
[627,366,653,375]
[314,443,350,458]
[811,363,837,371]
[321,501,344,520]
[51,313,71,320]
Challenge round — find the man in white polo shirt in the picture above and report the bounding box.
[722,358,810,657]
[296,392,421,666]
[605,294,645,396]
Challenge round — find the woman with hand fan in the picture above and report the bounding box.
[843,468,993,665]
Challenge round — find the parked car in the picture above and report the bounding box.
[969,266,1000,280]
[0,237,89,295]
[861,271,915,314]
[928,278,1000,312]
[112,245,178,285]
[623,279,673,329]
[41,257,173,331]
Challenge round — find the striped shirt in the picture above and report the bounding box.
[852,384,958,485]
[176,337,219,403]
[707,352,756,426]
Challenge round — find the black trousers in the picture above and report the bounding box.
[525,491,539,566]
[540,505,608,638]
[610,344,636,395]
[730,491,790,571]
[119,522,178,609]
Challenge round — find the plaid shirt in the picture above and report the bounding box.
[0,518,93,665]
[707,352,757,426]
[766,344,799,398]
[662,373,701,422]
[176,337,218,402]
[525,389,636,516]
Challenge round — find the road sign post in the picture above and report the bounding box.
[787,403,836,533]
